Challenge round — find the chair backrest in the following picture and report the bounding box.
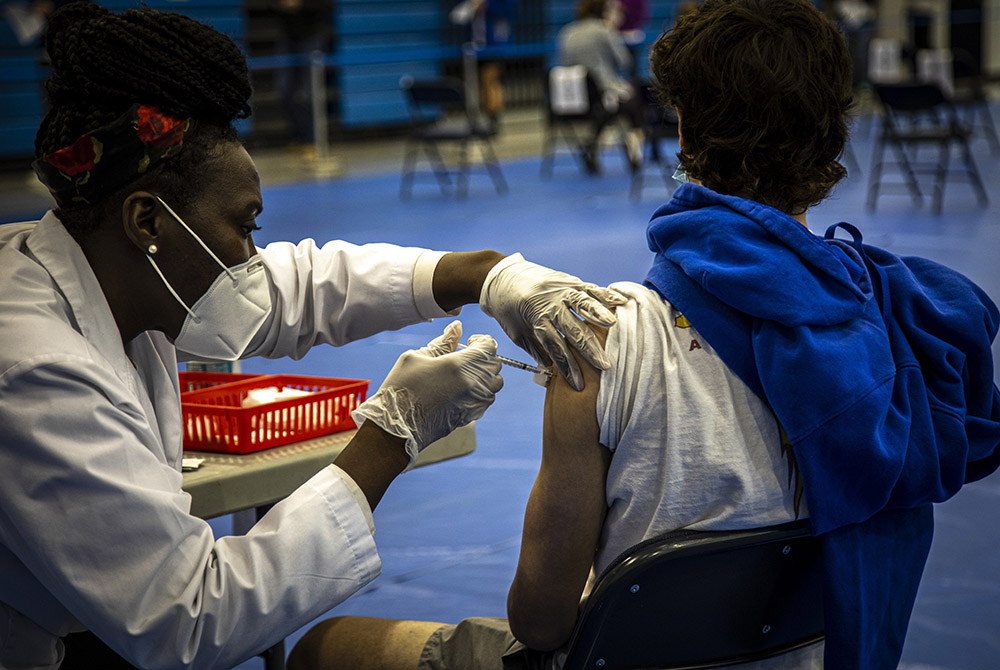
[562,522,824,670]
[400,75,467,123]
[639,82,679,139]
[874,83,963,136]
[916,49,954,98]
[951,47,982,83]
[875,83,948,113]
[868,37,905,84]
[549,65,590,114]
[545,66,599,121]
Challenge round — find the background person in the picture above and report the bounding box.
[603,0,648,79]
[612,0,649,35]
[0,4,624,669]
[286,1,1000,669]
[270,0,334,157]
[449,0,517,127]
[556,0,643,174]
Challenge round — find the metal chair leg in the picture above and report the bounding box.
[479,139,508,195]
[261,639,286,670]
[842,140,861,176]
[659,157,677,194]
[865,134,885,212]
[540,129,555,179]
[975,100,1000,156]
[629,165,643,200]
[456,140,469,199]
[399,142,418,200]
[629,134,650,200]
[890,139,924,205]
[422,143,453,196]
[959,137,990,207]
[931,140,949,215]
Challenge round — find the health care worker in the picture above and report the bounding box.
[0,5,626,669]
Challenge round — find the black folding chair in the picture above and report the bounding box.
[629,83,679,200]
[540,65,608,177]
[951,48,1000,156]
[59,631,139,670]
[60,628,286,670]
[399,75,507,199]
[562,522,824,670]
[866,83,988,214]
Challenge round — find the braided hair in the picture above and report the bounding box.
[36,2,253,237]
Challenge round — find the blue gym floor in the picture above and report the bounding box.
[3,110,999,668]
[233,118,1000,669]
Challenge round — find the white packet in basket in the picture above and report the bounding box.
[242,386,312,407]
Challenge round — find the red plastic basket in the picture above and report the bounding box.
[180,374,370,454]
[178,371,267,396]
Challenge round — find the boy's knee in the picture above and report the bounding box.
[287,617,342,670]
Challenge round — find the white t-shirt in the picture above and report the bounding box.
[588,282,823,668]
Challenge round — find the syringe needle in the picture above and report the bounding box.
[456,343,551,376]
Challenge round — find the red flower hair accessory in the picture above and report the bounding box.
[136,105,187,149]
[32,104,194,208]
[44,134,103,177]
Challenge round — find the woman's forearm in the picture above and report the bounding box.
[431,250,506,312]
[333,421,410,511]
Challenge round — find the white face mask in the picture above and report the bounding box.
[145,196,272,360]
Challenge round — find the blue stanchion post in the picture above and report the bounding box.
[462,42,481,123]
[309,50,329,160]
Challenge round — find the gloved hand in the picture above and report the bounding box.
[479,254,627,391]
[351,321,503,469]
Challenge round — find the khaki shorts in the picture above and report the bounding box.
[418,617,559,670]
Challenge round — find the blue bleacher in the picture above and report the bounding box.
[0,0,681,160]
[0,20,45,159]
[335,0,445,128]
[0,0,246,161]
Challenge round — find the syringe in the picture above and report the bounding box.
[456,343,552,377]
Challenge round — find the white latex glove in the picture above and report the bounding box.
[479,254,628,391]
[351,321,503,469]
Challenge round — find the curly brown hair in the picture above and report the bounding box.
[650,0,853,215]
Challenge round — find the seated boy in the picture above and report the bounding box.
[287,0,1000,667]
[284,287,819,669]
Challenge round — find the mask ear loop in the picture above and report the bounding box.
[145,254,199,322]
[153,195,238,286]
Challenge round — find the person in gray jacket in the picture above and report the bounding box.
[557,0,644,173]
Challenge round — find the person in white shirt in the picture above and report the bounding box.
[0,5,624,670]
[556,0,644,173]
[283,287,821,670]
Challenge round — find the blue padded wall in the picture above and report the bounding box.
[336,0,445,127]
[0,0,248,161]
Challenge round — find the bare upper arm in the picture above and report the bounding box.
[507,325,612,650]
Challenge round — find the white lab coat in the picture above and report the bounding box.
[0,212,455,670]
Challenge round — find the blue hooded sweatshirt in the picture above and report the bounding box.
[644,184,1000,669]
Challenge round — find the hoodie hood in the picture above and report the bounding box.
[643,182,1000,527]
[645,183,871,327]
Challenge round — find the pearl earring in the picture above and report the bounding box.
[147,244,158,255]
